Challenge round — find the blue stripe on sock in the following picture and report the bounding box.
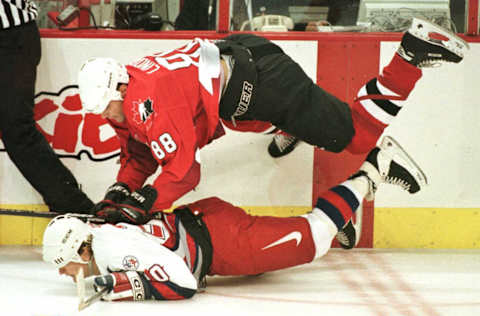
[315,198,345,230]
[330,185,360,212]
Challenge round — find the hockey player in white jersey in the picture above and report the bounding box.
[43,136,426,302]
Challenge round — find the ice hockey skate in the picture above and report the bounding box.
[336,219,358,250]
[268,132,300,158]
[336,136,427,249]
[397,17,470,68]
[356,135,427,201]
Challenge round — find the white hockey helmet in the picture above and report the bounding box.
[42,215,91,268]
[77,57,129,114]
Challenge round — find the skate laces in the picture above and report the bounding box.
[274,134,297,152]
[398,43,446,68]
[417,60,442,68]
[382,150,412,191]
[384,175,411,192]
[397,45,412,61]
[336,231,350,245]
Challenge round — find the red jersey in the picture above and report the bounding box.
[109,39,225,211]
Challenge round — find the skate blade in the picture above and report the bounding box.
[380,136,428,189]
[409,17,470,58]
[353,207,362,247]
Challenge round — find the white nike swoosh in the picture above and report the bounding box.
[261,231,302,250]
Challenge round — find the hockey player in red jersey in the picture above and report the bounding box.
[42,136,426,302]
[76,18,467,236]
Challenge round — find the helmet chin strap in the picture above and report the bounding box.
[87,258,94,276]
[74,238,95,276]
[74,250,95,277]
[86,247,99,277]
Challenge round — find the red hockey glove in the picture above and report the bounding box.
[92,182,131,217]
[93,271,150,301]
[100,185,157,225]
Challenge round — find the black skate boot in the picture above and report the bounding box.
[336,219,358,250]
[397,17,469,68]
[336,136,427,249]
[354,135,427,200]
[268,132,300,158]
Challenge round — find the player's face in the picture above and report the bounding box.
[58,262,89,283]
[102,100,125,123]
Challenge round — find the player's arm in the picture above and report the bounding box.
[92,269,197,301]
[221,118,275,133]
[147,107,202,211]
[93,122,158,222]
[114,123,159,191]
[92,227,198,301]
[105,120,158,191]
[97,109,201,224]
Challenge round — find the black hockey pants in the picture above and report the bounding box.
[217,34,354,153]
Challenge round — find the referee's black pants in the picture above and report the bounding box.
[0,22,93,212]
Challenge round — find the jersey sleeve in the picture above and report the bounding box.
[221,118,274,133]
[109,121,159,191]
[147,106,201,211]
[92,225,198,300]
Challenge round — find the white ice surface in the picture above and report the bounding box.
[1,246,479,316]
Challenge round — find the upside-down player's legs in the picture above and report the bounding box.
[345,17,469,154]
[219,33,418,155]
[219,19,468,156]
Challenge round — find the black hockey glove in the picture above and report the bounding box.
[92,182,131,217]
[100,185,158,225]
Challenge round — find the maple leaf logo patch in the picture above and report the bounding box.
[138,98,154,122]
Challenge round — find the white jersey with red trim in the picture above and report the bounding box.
[90,213,202,300]
[87,195,339,300]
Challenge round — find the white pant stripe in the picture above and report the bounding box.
[376,80,405,107]
[358,86,395,125]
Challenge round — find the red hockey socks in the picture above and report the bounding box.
[314,181,364,231]
[345,54,422,154]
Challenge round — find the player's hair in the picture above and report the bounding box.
[78,235,92,255]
